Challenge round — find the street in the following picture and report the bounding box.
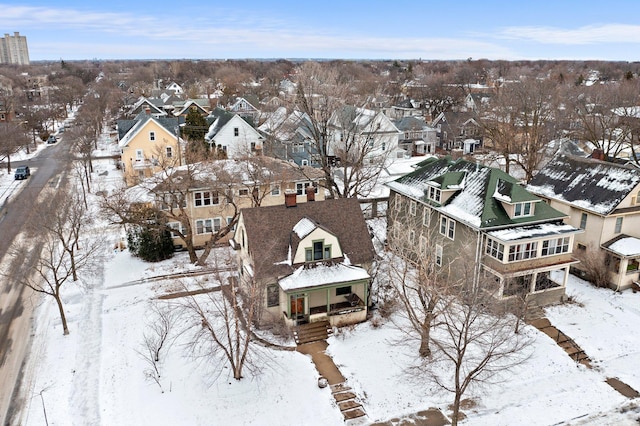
[0,139,71,425]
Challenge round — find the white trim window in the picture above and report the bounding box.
[615,217,623,234]
[428,186,441,203]
[196,219,213,234]
[486,238,505,261]
[167,222,184,238]
[135,149,144,161]
[409,230,416,244]
[394,195,402,211]
[166,146,173,158]
[194,191,219,207]
[423,207,431,226]
[435,244,443,266]
[508,242,538,262]
[226,217,235,231]
[296,182,318,195]
[149,131,156,141]
[439,215,455,240]
[213,217,222,232]
[541,237,570,256]
[271,184,281,196]
[410,200,417,216]
[514,202,533,217]
[420,235,428,253]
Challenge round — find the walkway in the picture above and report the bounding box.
[528,317,640,399]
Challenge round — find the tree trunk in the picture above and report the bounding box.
[55,294,70,335]
[451,392,461,426]
[419,319,432,357]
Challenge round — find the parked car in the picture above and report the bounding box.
[47,135,57,144]
[14,166,30,180]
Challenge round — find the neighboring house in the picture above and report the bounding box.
[329,106,403,163]
[229,96,260,123]
[204,108,264,158]
[117,110,184,186]
[233,197,376,327]
[258,107,318,167]
[461,93,492,112]
[386,156,582,306]
[165,81,184,96]
[527,154,640,290]
[152,157,326,248]
[395,116,438,156]
[388,98,421,119]
[126,96,167,118]
[431,111,483,153]
[173,99,210,118]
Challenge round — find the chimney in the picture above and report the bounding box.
[145,106,151,115]
[306,185,315,202]
[591,148,605,161]
[285,190,297,208]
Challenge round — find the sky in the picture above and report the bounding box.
[2,1,640,61]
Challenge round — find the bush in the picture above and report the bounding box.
[127,224,175,262]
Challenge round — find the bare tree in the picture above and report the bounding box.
[137,302,179,392]
[427,281,531,426]
[13,190,104,335]
[179,251,261,381]
[0,123,27,172]
[294,61,392,198]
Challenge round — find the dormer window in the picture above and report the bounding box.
[305,240,331,262]
[514,202,533,217]
[428,186,441,203]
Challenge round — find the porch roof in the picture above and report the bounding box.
[603,234,640,258]
[279,263,370,292]
[487,222,581,242]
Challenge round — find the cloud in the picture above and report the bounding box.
[498,24,640,45]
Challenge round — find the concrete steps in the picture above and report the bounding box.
[293,321,332,345]
[331,383,367,421]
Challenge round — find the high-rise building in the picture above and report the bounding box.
[0,32,30,65]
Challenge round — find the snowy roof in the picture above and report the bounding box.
[527,154,640,216]
[603,235,640,257]
[293,217,317,239]
[386,157,566,229]
[487,223,581,242]
[279,263,370,291]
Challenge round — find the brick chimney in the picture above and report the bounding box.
[306,185,315,202]
[285,190,297,208]
[145,106,151,115]
[591,148,605,161]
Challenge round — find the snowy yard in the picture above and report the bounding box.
[8,138,640,425]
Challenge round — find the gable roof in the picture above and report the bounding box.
[117,113,182,148]
[527,154,640,216]
[239,198,376,279]
[387,157,566,229]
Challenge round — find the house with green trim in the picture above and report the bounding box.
[233,196,376,327]
[386,157,582,306]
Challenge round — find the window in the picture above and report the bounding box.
[149,131,155,141]
[420,235,428,252]
[541,237,570,256]
[423,208,431,226]
[410,200,417,216]
[296,182,317,195]
[213,217,222,232]
[381,142,386,151]
[271,184,280,196]
[306,240,331,262]
[615,217,623,234]
[167,222,184,238]
[428,186,441,203]
[238,188,249,196]
[196,219,213,234]
[266,284,279,307]
[233,127,239,137]
[135,149,144,161]
[486,238,505,261]
[439,216,455,240]
[158,193,185,210]
[514,202,533,217]
[251,142,256,151]
[628,259,640,272]
[336,286,351,296]
[508,242,538,262]
[227,217,235,231]
[394,195,402,211]
[166,146,173,158]
[580,213,588,230]
[194,191,219,207]
[409,230,416,244]
[435,244,443,266]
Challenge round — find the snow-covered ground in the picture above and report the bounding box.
[9,136,640,425]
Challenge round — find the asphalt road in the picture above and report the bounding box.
[0,138,72,425]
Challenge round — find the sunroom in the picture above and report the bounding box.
[602,235,640,291]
